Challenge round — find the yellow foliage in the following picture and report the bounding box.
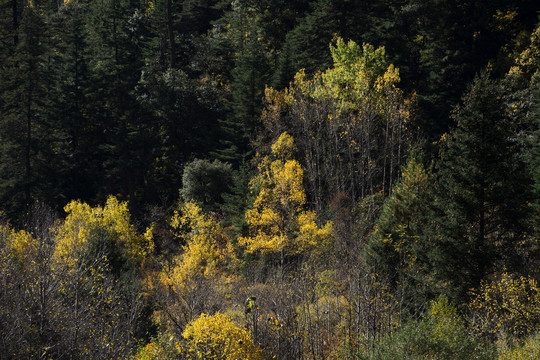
[470,273,540,336]
[133,337,179,360]
[239,133,333,257]
[9,228,37,264]
[271,159,306,210]
[54,196,153,270]
[429,295,467,343]
[508,26,540,78]
[271,131,296,160]
[162,201,224,291]
[182,312,262,360]
[497,332,540,360]
[0,225,39,276]
[296,211,334,252]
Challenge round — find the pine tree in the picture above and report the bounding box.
[84,0,154,211]
[529,80,540,198]
[48,0,99,206]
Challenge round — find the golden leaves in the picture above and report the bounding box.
[470,273,540,336]
[240,133,333,257]
[182,312,262,360]
[54,196,153,270]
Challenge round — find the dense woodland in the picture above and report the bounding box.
[1,0,540,358]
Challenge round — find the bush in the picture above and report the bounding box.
[470,273,540,337]
[180,312,262,360]
[497,332,540,360]
[358,296,495,360]
[181,159,234,211]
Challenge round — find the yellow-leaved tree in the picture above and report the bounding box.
[181,312,262,360]
[261,38,415,212]
[52,196,153,359]
[0,224,56,358]
[155,201,234,331]
[54,196,153,270]
[239,132,333,266]
[163,201,224,289]
[470,272,540,337]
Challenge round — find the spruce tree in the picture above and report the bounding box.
[367,154,434,306]
[0,5,51,221]
[227,36,270,160]
[431,73,532,303]
[49,0,99,206]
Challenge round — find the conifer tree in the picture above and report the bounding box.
[0,4,52,221]
[49,0,99,206]
[367,154,434,306]
[228,36,270,160]
[431,73,532,303]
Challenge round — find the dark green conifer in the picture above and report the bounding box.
[431,73,532,303]
[0,5,51,222]
[228,36,270,159]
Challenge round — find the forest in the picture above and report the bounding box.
[1,0,540,358]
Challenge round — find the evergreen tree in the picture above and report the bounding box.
[180,158,234,212]
[529,80,540,198]
[49,0,99,207]
[431,73,532,303]
[0,5,52,222]
[395,0,540,141]
[85,0,153,211]
[227,36,270,160]
[367,154,434,307]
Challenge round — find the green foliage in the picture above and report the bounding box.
[431,73,533,303]
[228,36,271,159]
[220,166,254,238]
[262,37,414,210]
[497,332,540,360]
[181,158,234,212]
[361,296,494,360]
[367,154,434,305]
[0,1,539,359]
[527,78,540,206]
[0,5,52,222]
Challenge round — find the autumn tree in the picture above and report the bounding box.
[470,272,540,337]
[0,225,58,358]
[181,312,262,360]
[154,201,232,334]
[239,132,333,270]
[262,38,415,212]
[52,196,153,359]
